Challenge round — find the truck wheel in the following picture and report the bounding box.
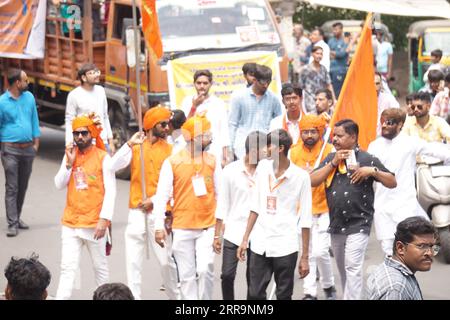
[439,227,450,264]
[109,103,131,180]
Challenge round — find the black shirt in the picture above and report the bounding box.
[316,148,394,235]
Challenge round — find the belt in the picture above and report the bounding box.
[2,142,34,149]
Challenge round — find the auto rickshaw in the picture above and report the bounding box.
[407,19,450,93]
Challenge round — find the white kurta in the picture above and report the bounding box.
[368,134,450,240]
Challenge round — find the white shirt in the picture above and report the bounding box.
[249,159,312,257]
[65,85,113,145]
[309,39,330,72]
[216,159,259,246]
[54,151,117,229]
[152,149,222,231]
[269,112,302,145]
[167,132,187,156]
[181,95,230,162]
[368,134,450,240]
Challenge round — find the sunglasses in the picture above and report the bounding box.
[382,119,397,126]
[158,121,169,128]
[72,130,90,137]
[410,104,424,111]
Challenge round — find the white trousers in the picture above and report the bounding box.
[381,238,394,257]
[55,226,109,300]
[125,209,179,300]
[303,213,334,296]
[171,227,215,300]
[331,232,369,300]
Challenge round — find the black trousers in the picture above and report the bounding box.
[248,251,298,300]
[1,145,35,228]
[221,239,251,300]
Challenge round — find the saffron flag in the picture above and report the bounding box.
[142,0,163,59]
[329,13,377,150]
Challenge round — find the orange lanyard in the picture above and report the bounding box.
[269,175,286,193]
[282,113,302,138]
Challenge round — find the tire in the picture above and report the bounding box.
[109,102,131,180]
[438,227,450,264]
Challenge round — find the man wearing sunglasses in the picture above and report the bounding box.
[368,108,450,256]
[402,92,450,144]
[54,115,116,300]
[367,216,437,300]
[110,106,180,300]
[65,63,115,155]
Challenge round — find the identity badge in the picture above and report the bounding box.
[192,175,207,197]
[74,167,88,190]
[266,195,277,215]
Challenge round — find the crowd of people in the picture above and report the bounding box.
[1,20,450,300]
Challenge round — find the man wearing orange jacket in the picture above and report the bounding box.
[54,114,116,300]
[153,115,221,300]
[290,114,336,300]
[110,106,179,300]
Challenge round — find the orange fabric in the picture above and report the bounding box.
[62,147,107,228]
[169,149,217,229]
[325,161,348,188]
[329,13,377,151]
[143,106,172,131]
[299,114,327,137]
[72,115,106,151]
[291,141,333,214]
[181,115,211,141]
[129,139,173,208]
[0,0,34,54]
[282,112,303,139]
[142,0,163,59]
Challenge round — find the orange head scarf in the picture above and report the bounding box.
[72,115,106,151]
[299,114,327,137]
[181,115,211,141]
[143,105,172,131]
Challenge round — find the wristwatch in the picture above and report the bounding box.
[373,167,379,175]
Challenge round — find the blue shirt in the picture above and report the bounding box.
[328,36,348,73]
[229,86,282,159]
[0,90,41,143]
[376,41,393,73]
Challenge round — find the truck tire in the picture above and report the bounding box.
[109,102,131,180]
[439,227,450,264]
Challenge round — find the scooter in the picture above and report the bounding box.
[416,157,450,263]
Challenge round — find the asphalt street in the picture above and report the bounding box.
[0,127,449,300]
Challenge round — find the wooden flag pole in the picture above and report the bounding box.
[131,0,150,259]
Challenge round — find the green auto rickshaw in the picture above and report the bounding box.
[407,19,450,93]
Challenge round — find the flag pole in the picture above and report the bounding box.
[132,0,150,259]
[314,12,373,168]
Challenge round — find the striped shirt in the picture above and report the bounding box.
[229,86,282,159]
[366,256,423,300]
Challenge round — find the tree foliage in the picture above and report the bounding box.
[293,3,437,50]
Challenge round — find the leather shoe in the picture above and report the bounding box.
[7,226,18,237]
[18,220,29,230]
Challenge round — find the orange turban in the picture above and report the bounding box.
[299,114,327,137]
[143,106,172,131]
[72,115,106,151]
[181,115,211,141]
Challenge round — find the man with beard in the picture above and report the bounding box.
[153,115,221,300]
[310,119,396,300]
[237,129,312,300]
[315,88,334,118]
[290,114,336,300]
[367,217,438,300]
[214,131,267,300]
[181,69,231,166]
[270,83,304,145]
[368,108,450,256]
[54,114,116,300]
[65,63,115,154]
[110,106,180,300]
[0,69,40,237]
[402,92,450,144]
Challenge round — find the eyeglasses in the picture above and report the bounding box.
[257,79,271,86]
[158,121,169,128]
[410,104,424,111]
[405,242,440,256]
[72,130,90,137]
[382,119,397,126]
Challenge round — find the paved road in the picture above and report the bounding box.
[1,128,449,300]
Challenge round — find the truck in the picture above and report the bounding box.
[0,0,288,178]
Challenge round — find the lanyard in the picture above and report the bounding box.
[269,175,286,193]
